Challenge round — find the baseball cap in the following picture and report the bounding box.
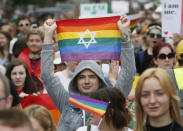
[176,40,183,60]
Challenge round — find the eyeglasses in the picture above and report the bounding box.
[18,23,30,27]
[0,96,7,101]
[158,53,174,60]
[149,33,162,38]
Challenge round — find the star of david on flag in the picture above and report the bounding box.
[78,29,96,48]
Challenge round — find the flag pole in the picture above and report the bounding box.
[97,118,103,128]
[82,110,85,126]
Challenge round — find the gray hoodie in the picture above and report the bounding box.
[69,60,108,95]
[41,41,136,131]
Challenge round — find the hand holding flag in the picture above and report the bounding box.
[117,14,130,32]
[43,19,57,44]
[117,14,131,43]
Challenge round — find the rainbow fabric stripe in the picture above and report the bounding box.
[68,95,109,118]
[56,16,122,62]
[128,14,141,30]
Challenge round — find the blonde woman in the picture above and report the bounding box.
[135,68,183,131]
[24,105,57,131]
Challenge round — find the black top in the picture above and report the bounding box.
[145,122,183,131]
[10,81,21,106]
[135,50,153,74]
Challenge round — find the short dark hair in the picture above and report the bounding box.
[90,88,132,129]
[17,14,31,25]
[0,109,33,130]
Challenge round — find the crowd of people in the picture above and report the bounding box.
[0,1,183,131]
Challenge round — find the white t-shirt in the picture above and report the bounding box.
[76,125,99,131]
[55,71,71,91]
[9,38,17,54]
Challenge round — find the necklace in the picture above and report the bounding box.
[147,121,175,131]
[29,53,41,60]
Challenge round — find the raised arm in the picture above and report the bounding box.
[115,15,136,98]
[41,19,69,112]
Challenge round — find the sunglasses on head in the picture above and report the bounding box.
[158,53,174,60]
[149,33,162,38]
[18,23,30,27]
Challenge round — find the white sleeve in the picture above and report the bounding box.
[76,126,87,131]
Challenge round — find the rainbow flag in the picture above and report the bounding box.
[68,95,109,118]
[56,15,141,62]
[56,16,122,62]
[128,14,141,30]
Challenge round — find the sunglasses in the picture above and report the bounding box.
[158,53,174,60]
[149,33,162,38]
[18,23,30,27]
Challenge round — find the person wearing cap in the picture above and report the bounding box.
[135,23,164,74]
[167,40,183,119]
[41,15,136,131]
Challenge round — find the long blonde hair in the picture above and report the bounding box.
[135,68,183,131]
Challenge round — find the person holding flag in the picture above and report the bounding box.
[41,14,136,131]
[75,88,133,131]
